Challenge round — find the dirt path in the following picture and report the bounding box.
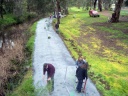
[99,11,112,17]
[33,18,100,96]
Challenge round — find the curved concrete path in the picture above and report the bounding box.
[33,18,100,96]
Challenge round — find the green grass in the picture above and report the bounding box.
[26,22,37,54]
[9,70,35,96]
[120,10,128,16]
[59,7,128,96]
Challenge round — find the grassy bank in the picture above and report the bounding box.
[59,7,128,96]
[9,22,37,96]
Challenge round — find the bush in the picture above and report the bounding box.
[0,14,16,29]
[28,12,37,19]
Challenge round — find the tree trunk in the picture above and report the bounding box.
[65,7,68,15]
[0,0,4,19]
[63,0,68,15]
[98,0,102,11]
[56,0,61,24]
[110,0,124,23]
[94,0,97,10]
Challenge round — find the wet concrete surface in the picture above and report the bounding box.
[33,18,100,96]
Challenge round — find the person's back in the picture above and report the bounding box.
[76,64,88,80]
[76,67,86,80]
[43,63,55,77]
[76,64,88,93]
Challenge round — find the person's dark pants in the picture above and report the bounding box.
[51,74,54,91]
[76,79,83,92]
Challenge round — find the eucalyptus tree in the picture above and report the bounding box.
[103,0,111,10]
[94,0,97,10]
[98,0,102,11]
[37,0,54,14]
[4,0,14,13]
[94,0,103,11]
[0,0,4,19]
[110,0,124,22]
[125,0,128,6]
[13,0,27,17]
[60,0,68,15]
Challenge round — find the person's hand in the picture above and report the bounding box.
[47,77,51,81]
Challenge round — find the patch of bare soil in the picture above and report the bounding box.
[81,23,128,57]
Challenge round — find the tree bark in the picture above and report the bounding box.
[0,0,4,19]
[98,0,102,11]
[56,0,61,24]
[94,0,97,10]
[110,0,124,23]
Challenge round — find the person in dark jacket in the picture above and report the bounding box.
[76,63,88,93]
[55,23,59,33]
[43,63,55,92]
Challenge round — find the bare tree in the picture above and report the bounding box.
[110,0,124,22]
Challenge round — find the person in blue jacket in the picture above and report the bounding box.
[76,56,87,67]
